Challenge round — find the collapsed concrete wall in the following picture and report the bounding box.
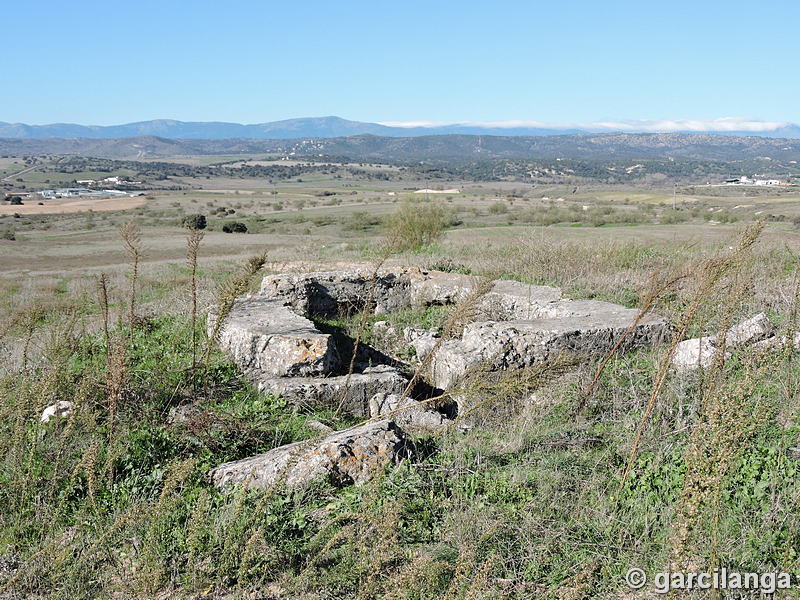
[208,267,671,491]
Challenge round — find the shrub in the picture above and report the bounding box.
[222,222,248,233]
[343,210,381,232]
[9,196,23,205]
[182,214,207,230]
[384,200,450,251]
[488,201,508,214]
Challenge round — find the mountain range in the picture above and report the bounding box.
[2,132,800,163]
[2,116,800,140]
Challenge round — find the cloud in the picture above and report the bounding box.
[591,117,790,132]
[378,121,451,128]
[378,117,791,133]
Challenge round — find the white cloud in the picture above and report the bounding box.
[378,120,451,128]
[377,117,791,133]
[591,117,790,132]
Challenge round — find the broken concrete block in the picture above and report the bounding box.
[258,366,408,417]
[431,312,670,389]
[259,270,411,317]
[403,327,440,362]
[723,313,774,347]
[208,296,340,378]
[40,400,74,423]
[210,420,408,491]
[672,337,727,371]
[369,392,450,434]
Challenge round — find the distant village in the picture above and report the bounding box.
[38,176,142,199]
[723,175,788,186]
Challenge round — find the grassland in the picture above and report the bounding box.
[1,156,800,599]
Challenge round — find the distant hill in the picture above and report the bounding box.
[2,116,800,140]
[2,132,800,164]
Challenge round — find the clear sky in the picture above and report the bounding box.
[4,0,798,126]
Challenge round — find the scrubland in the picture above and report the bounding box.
[1,163,800,599]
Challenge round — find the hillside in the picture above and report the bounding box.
[3,132,800,164]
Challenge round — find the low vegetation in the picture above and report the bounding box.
[1,150,800,599]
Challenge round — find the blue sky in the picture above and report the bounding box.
[4,0,798,127]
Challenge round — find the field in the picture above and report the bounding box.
[2,155,800,599]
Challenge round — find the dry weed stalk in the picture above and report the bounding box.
[399,276,494,402]
[20,304,44,369]
[105,336,127,484]
[618,221,763,493]
[669,358,771,569]
[335,254,389,417]
[185,227,204,369]
[668,267,768,571]
[203,251,268,367]
[578,270,688,414]
[119,220,142,329]
[96,273,110,349]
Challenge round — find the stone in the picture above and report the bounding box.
[723,313,774,347]
[672,314,777,370]
[40,400,74,423]
[208,266,675,489]
[210,419,408,491]
[305,419,334,434]
[369,392,450,434]
[672,337,726,371]
[259,269,412,317]
[403,327,440,362]
[258,366,408,417]
[431,312,670,389]
[208,296,340,378]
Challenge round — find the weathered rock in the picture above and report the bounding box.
[260,269,412,317]
[403,327,440,362]
[752,335,783,352]
[751,332,800,353]
[672,337,727,371]
[258,365,408,416]
[723,313,774,347]
[431,313,670,389]
[673,314,776,370]
[40,400,73,423]
[208,296,340,378]
[305,419,334,434]
[210,419,408,491]
[209,266,675,489]
[369,392,450,434]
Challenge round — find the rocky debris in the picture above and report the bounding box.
[210,419,408,491]
[403,327,440,362]
[673,314,779,371]
[260,269,412,317]
[305,419,334,434]
[369,392,450,434]
[208,296,339,378]
[209,266,672,490]
[259,268,568,324]
[672,337,724,371]
[371,322,440,363]
[750,331,800,353]
[40,400,74,423]
[258,365,408,417]
[431,313,669,389]
[722,312,774,347]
